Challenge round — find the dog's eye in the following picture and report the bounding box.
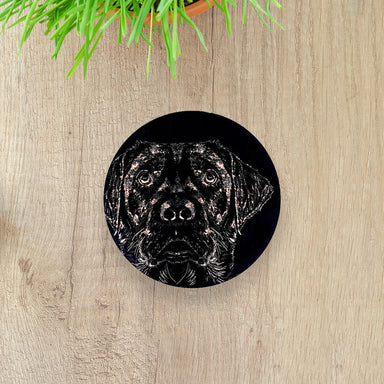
[203,169,218,184]
[137,170,152,185]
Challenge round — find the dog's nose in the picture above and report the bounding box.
[160,200,195,222]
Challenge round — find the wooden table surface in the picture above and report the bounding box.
[1,1,383,383]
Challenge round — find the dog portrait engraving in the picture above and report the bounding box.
[104,140,274,287]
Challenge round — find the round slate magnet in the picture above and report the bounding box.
[104,111,280,288]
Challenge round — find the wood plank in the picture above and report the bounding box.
[0,0,383,382]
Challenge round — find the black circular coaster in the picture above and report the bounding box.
[104,111,280,288]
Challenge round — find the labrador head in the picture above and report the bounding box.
[105,140,273,287]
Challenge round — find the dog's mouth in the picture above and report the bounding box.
[158,240,197,264]
[134,229,237,286]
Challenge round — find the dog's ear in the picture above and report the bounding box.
[230,152,274,232]
[206,141,274,234]
[104,140,148,238]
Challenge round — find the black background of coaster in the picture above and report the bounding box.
[106,111,280,283]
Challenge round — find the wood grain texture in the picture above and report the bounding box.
[1,0,383,382]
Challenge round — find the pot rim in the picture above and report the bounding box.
[137,0,215,26]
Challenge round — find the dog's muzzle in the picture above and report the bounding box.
[149,196,206,265]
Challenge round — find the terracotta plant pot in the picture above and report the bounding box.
[138,0,215,26]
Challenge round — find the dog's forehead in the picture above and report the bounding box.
[188,142,207,154]
[139,142,186,164]
[127,141,228,171]
[127,143,167,172]
[188,143,227,170]
[169,143,185,163]
[146,143,167,155]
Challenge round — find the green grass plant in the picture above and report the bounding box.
[0,0,282,78]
